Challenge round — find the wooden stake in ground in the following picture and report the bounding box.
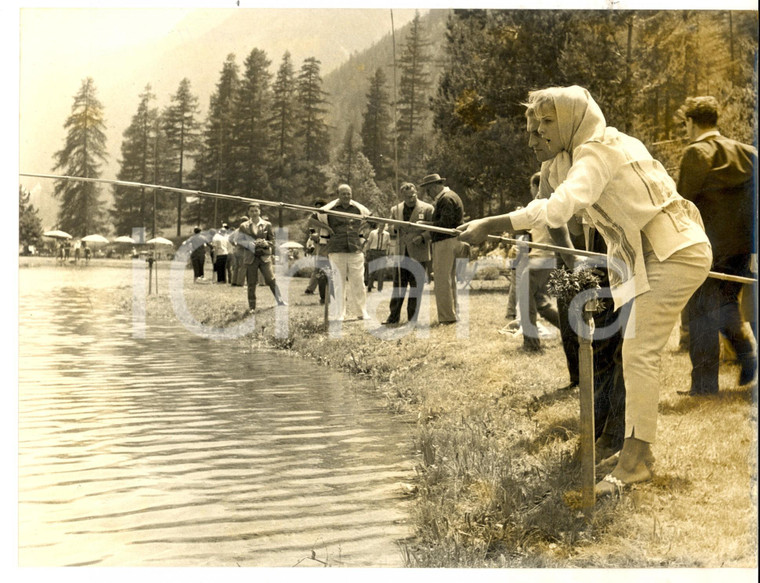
[579,300,596,517]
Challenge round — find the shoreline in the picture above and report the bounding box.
[18,261,759,568]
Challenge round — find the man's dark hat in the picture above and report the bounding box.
[193,227,202,233]
[419,173,446,187]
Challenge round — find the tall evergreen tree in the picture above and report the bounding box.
[112,84,160,236]
[19,186,43,251]
[269,52,300,222]
[270,51,298,163]
[52,77,107,236]
[193,54,240,227]
[396,11,433,179]
[296,57,331,166]
[163,77,201,234]
[430,9,757,218]
[279,56,332,211]
[360,68,394,185]
[233,48,274,199]
[431,10,577,214]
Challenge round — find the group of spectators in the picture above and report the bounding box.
[52,239,93,263]
[181,203,287,313]
[301,178,468,325]
[181,86,756,502]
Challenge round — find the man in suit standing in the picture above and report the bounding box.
[420,173,465,325]
[232,203,287,313]
[678,95,757,394]
[383,182,434,325]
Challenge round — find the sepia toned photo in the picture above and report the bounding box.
[14,1,758,576]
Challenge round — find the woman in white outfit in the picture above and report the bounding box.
[458,86,712,496]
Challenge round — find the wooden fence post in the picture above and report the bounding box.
[579,300,596,518]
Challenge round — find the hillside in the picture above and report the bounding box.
[322,9,451,156]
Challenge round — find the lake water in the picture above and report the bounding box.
[17,264,415,567]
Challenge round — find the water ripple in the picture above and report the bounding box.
[18,266,414,567]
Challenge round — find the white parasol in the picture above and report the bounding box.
[80,234,110,245]
[146,237,174,247]
[43,230,72,239]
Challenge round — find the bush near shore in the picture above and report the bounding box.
[114,265,757,569]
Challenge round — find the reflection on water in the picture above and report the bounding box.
[18,266,414,567]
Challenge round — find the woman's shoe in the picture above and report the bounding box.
[595,474,631,497]
[595,437,654,497]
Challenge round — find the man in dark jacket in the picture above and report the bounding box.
[420,173,465,325]
[231,203,287,312]
[187,227,209,282]
[678,96,757,394]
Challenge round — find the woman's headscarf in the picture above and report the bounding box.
[531,86,607,196]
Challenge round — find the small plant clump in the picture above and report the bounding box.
[547,266,603,307]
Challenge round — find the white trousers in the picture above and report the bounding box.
[328,252,368,320]
[623,242,712,443]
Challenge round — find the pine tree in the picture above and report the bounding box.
[429,9,757,218]
[52,77,107,236]
[193,54,240,227]
[278,56,332,212]
[296,57,331,166]
[19,186,43,251]
[396,11,433,178]
[269,52,300,222]
[270,51,298,163]
[233,48,274,200]
[431,10,579,213]
[163,78,201,235]
[361,68,394,185]
[112,84,160,236]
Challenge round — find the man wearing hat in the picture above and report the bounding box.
[419,173,465,325]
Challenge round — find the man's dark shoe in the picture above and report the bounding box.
[739,358,757,386]
[595,433,623,462]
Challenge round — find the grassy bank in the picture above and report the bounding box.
[111,266,757,568]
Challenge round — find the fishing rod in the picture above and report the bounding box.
[20,172,758,285]
[20,172,612,260]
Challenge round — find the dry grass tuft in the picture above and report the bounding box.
[120,268,757,568]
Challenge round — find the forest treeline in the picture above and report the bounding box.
[30,9,758,242]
